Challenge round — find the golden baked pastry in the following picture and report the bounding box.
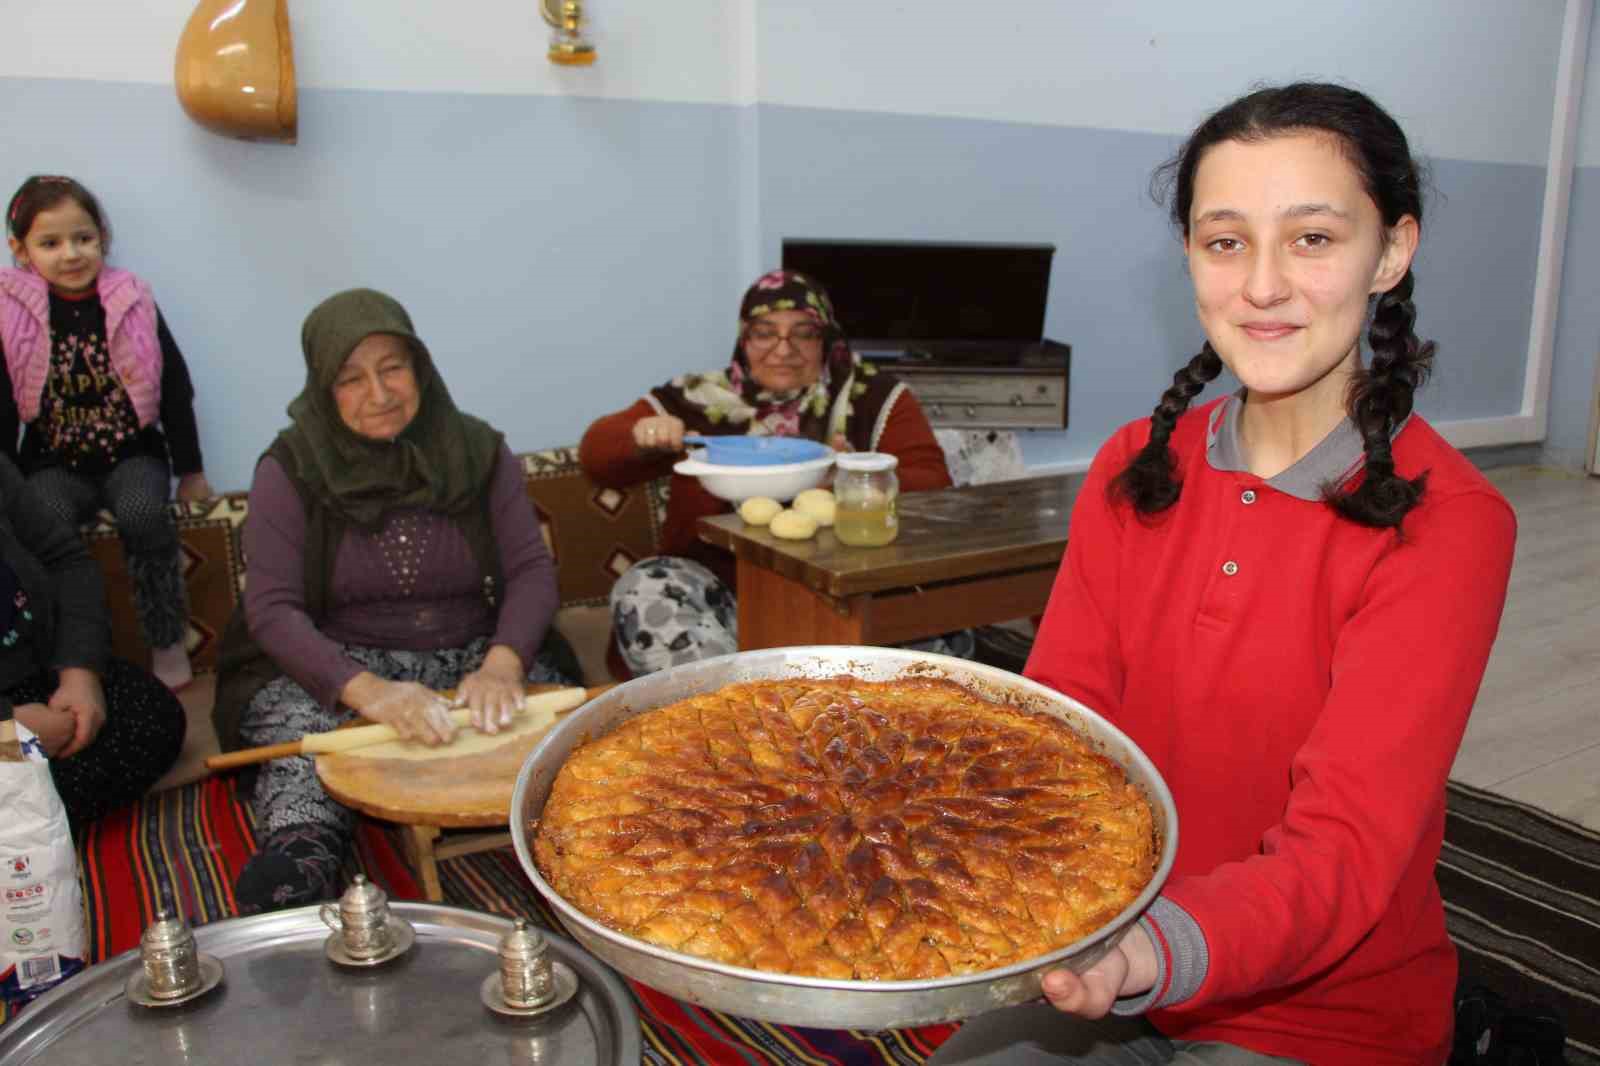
[534,676,1156,980]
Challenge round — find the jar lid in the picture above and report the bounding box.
[834,451,898,472]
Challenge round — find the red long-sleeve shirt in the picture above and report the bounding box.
[1026,397,1515,1064]
[579,389,951,586]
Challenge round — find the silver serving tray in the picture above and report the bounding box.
[0,902,641,1065]
[510,646,1178,1030]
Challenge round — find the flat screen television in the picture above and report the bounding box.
[781,240,1055,354]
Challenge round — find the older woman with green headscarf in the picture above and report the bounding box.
[216,289,575,911]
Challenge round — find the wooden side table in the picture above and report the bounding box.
[697,474,1081,650]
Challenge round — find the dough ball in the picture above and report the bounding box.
[738,496,783,526]
[768,508,819,540]
[792,488,836,526]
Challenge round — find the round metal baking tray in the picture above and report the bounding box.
[511,646,1178,1030]
[0,902,641,1065]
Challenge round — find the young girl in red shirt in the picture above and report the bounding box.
[931,83,1516,1066]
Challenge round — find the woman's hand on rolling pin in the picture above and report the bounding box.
[347,676,456,745]
[632,415,686,454]
[455,645,525,734]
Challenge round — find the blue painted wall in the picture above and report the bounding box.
[0,79,746,489]
[2,0,1587,485]
[1549,167,1600,467]
[757,106,1545,468]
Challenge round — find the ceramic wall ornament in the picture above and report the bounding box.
[174,0,297,143]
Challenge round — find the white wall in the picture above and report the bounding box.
[7,0,1562,164]
[755,1,1564,166]
[0,1,1583,485]
[3,0,743,102]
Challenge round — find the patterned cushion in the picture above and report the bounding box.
[80,450,666,671]
[83,494,249,674]
[521,447,668,608]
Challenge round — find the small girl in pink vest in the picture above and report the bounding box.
[2,176,211,691]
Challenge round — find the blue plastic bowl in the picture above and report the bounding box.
[685,435,831,467]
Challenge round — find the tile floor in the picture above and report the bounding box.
[1451,465,1600,830]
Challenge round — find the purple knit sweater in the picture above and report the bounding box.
[243,444,558,709]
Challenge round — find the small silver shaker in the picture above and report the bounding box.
[319,874,392,960]
[497,918,555,1008]
[139,910,203,1000]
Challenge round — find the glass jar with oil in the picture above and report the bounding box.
[833,452,899,547]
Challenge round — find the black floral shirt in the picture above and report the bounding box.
[36,293,144,472]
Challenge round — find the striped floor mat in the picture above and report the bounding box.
[1439,781,1599,1065]
[6,777,1594,1063]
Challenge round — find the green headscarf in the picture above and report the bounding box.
[274,288,503,529]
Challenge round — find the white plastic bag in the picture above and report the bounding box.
[1,718,87,1005]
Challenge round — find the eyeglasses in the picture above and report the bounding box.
[745,323,825,351]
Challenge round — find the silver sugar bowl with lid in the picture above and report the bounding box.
[321,874,413,965]
[499,918,555,1007]
[482,917,579,1017]
[140,909,202,999]
[126,909,223,1007]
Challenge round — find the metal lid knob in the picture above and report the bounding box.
[336,873,388,917]
[140,909,194,953]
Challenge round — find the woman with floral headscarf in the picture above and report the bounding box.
[580,270,952,677]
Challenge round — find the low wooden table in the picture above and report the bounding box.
[315,685,563,901]
[697,474,1082,649]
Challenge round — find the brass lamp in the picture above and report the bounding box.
[540,0,596,66]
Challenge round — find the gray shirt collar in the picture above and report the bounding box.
[1205,390,1405,502]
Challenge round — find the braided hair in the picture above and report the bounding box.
[1114,83,1431,528]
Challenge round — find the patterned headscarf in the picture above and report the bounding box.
[647,270,898,450]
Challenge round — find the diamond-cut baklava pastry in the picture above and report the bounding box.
[534,676,1156,979]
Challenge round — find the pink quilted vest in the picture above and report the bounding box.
[0,266,164,427]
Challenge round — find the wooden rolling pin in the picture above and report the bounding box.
[204,685,608,771]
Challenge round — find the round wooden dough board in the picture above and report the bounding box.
[316,684,564,827]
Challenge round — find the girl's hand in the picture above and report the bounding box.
[1040,924,1159,1018]
[12,703,75,758]
[829,433,852,453]
[48,667,107,757]
[176,472,214,501]
[632,415,686,454]
[455,645,525,734]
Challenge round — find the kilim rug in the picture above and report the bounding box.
[1440,781,1598,1065]
[5,777,1595,1064]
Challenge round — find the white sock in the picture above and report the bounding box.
[151,641,193,691]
